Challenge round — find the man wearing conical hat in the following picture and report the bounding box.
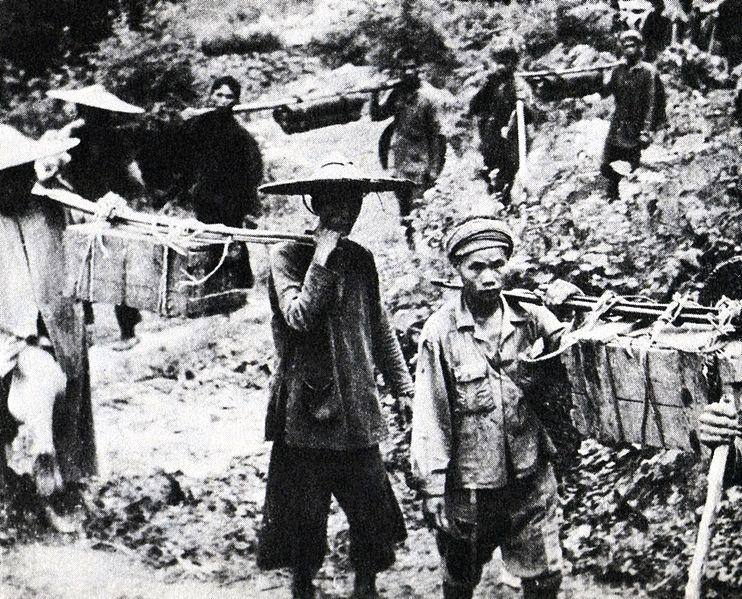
[257,159,415,599]
[47,84,147,350]
[411,216,581,599]
[0,125,97,529]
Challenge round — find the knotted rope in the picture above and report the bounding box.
[74,214,234,317]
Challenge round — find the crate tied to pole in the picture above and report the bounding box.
[64,219,249,318]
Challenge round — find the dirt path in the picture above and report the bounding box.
[0,109,648,599]
[0,295,646,599]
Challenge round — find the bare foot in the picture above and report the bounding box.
[111,336,140,352]
[32,453,63,498]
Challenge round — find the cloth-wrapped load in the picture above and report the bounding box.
[64,222,249,318]
[273,96,366,134]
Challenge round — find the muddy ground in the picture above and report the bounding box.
[0,117,649,599]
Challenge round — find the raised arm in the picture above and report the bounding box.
[370,87,400,122]
[269,236,340,333]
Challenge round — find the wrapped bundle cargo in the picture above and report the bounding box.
[64,222,249,318]
[562,320,742,452]
[273,96,366,134]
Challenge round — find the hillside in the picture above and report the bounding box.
[1,0,741,597]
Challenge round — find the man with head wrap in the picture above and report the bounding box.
[411,216,581,599]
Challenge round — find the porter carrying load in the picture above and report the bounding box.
[432,274,742,598]
[184,80,401,134]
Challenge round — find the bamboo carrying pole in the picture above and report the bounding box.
[187,80,402,117]
[430,280,721,325]
[515,62,621,80]
[31,184,315,246]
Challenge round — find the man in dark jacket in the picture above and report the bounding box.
[598,30,661,198]
[538,30,664,199]
[257,159,414,599]
[469,43,533,203]
[181,75,263,226]
[179,76,263,288]
[48,84,147,351]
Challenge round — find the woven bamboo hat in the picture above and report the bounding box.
[259,157,413,196]
[0,125,80,172]
[47,84,145,114]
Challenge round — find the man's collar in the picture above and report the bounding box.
[455,292,527,337]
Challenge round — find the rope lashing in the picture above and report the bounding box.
[637,293,692,448]
[178,238,233,289]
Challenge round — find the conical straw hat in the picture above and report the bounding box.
[47,84,145,114]
[0,125,80,172]
[259,157,412,196]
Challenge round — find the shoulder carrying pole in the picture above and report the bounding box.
[31,184,314,246]
[187,80,401,117]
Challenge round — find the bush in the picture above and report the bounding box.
[200,21,284,56]
[0,0,118,73]
[89,12,199,114]
[308,0,455,73]
[555,0,616,51]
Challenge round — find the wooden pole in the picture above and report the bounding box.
[185,81,402,117]
[515,62,620,80]
[685,354,741,599]
[31,184,315,246]
[685,444,730,599]
[430,280,721,325]
[515,98,528,182]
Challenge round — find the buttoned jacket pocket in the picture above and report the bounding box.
[453,360,496,415]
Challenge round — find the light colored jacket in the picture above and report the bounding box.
[411,293,567,496]
[0,196,96,481]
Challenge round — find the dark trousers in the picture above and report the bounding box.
[600,143,641,198]
[83,302,141,339]
[114,305,141,339]
[258,441,406,575]
[437,462,562,597]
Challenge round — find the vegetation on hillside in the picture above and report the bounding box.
[1,0,741,596]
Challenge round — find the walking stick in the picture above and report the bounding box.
[515,98,527,181]
[686,378,740,599]
[685,443,730,599]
